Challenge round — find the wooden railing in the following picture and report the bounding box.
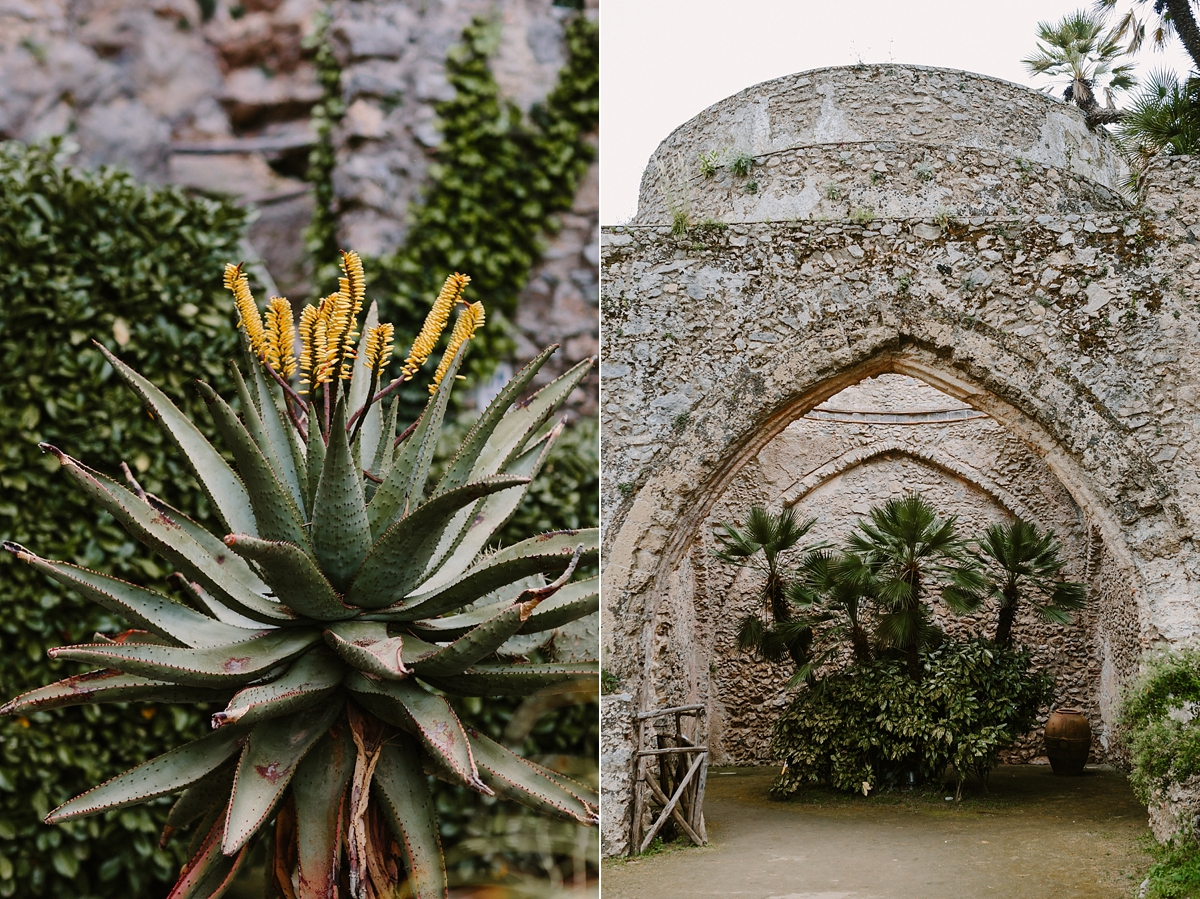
[631,704,709,854]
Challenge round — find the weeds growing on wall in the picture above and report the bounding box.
[0,139,248,899]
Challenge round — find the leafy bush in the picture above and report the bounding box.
[770,639,1051,799]
[1143,835,1200,899]
[1121,648,1200,807]
[0,139,247,898]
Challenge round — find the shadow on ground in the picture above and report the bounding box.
[602,765,1152,899]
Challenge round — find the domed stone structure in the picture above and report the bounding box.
[600,64,1200,855]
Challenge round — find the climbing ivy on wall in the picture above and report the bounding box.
[302,5,344,284]
[368,11,599,388]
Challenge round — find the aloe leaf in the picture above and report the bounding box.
[9,547,268,648]
[197,382,310,550]
[373,734,447,899]
[305,407,326,514]
[434,344,558,495]
[323,621,410,680]
[172,575,274,630]
[466,729,598,824]
[212,649,344,728]
[249,353,307,510]
[521,575,599,632]
[394,530,597,621]
[421,662,598,697]
[348,302,383,469]
[95,343,256,536]
[164,763,236,835]
[166,811,249,899]
[367,396,399,488]
[144,495,269,594]
[50,628,322,687]
[348,475,530,610]
[293,720,355,898]
[224,534,354,621]
[1,670,230,716]
[165,761,237,831]
[366,346,466,539]
[343,671,490,794]
[231,362,304,512]
[346,302,379,420]
[46,726,248,823]
[412,551,581,677]
[419,423,561,595]
[311,399,372,590]
[46,448,293,623]
[445,355,593,493]
[223,698,344,854]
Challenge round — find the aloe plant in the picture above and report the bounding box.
[2,252,598,899]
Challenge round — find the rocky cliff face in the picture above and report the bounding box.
[0,0,597,381]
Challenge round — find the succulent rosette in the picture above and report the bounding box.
[2,253,598,899]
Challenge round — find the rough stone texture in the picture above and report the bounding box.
[0,0,599,361]
[1148,773,1200,842]
[600,693,635,858]
[601,64,1200,856]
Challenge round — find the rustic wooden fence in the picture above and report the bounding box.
[631,703,709,854]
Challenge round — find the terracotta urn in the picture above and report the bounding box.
[1044,707,1091,775]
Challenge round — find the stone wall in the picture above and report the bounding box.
[0,0,599,378]
[601,64,1200,856]
[699,374,1103,767]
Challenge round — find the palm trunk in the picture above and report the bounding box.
[994,585,1019,649]
[903,568,922,682]
[767,571,810,673]
[1168,0,1200,74]
[1072,75,1125,130]
[850,624,872,663]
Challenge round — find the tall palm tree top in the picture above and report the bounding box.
[1023,8,1137,97]
[848,493,963,570]
[714,505,815,569]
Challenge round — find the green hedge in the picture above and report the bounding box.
[0,139,249,898]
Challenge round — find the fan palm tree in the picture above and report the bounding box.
[971,518,1088,649]
[1117,68,1200,183]
[789,549,875,667]
[844,494,984,680]
[714,506,818,673]
[1023,9,1137,127]
[1096,0,1200,73]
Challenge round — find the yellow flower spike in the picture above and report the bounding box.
[224,262,267,360]
[429,301,485,394]
[403,273,470,378]
[313,292,341,386]
[363,323,395,376]
[264,297,297,378]
[298,304,321,393]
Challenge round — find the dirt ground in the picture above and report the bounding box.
[602,765,1153,899]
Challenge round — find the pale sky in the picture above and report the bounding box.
[600,0,1195,223]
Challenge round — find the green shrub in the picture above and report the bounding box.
[1143,835,1200,899]
[0,139,248,898]
[1121,648,1200,807]
[770,639,1051,798]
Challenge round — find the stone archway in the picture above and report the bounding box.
[600,64,1200,856]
